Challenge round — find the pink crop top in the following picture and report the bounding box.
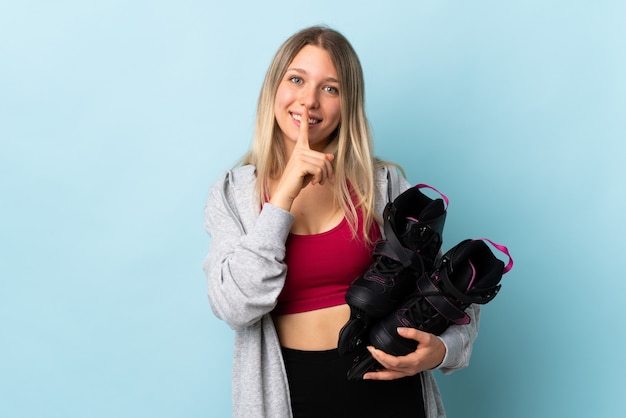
[274,210,381,315]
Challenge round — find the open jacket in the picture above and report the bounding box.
[203,164,480,418]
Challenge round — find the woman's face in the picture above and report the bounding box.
[274,45,341,152]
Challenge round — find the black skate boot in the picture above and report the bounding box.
[347,238,513,380]
[337,184,448,356]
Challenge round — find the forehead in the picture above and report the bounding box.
[287,45,338,79]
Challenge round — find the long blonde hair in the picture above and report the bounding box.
[241,25,385,242]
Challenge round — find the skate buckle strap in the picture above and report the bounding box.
[417,274,471,325]
[382,220,425,269]
[372,240,401,260]
[475,238,514,274]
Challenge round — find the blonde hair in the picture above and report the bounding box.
[242,25,387,242]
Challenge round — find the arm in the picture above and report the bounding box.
[202,172,294,330]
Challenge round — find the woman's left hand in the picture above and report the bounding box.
[362,327,446,380]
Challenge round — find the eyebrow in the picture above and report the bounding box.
[286,67,339,84]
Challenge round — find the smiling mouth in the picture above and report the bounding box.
[291,112,321,125]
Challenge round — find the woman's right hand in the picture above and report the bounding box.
[269,107,335,211]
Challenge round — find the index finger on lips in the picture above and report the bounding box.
[296,106,310,149]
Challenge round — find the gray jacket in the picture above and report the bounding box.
[203,164,480,418]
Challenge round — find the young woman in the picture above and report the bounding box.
[203,25,480,418]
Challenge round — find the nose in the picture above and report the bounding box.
[298,85,320,109]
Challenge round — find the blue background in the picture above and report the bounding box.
[1,1,624,417]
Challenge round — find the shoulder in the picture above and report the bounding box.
[207,165,258,212]
[372,162,411,216]
[374,163,411,196]
[210,165,257,196]
[214,165,256,188]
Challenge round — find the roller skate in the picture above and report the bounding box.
[347,238,513,380]
[337,184,448,356]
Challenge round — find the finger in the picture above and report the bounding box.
[368,346,401,370]
[398,328,446,370]
[301,152,333,186]
[363,369,406,381]
[323,153,335,182]
[363,347,411,380]
[310,157,331,186]
[317,154,336,185]
[397,327,441,351]
[296,106,310,149]
[397,327,427,342]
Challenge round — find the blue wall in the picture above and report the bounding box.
[1,1,624,417]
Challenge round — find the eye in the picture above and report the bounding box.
[289,76,303,85]
[324,85,339,95]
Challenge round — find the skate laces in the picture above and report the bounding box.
[367,228,432,284]
[371,254,404,277]
[367,241,414,284]
[399,287,442,327]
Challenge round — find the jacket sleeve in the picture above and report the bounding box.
[436,304,480,373]
[202,172,294,330]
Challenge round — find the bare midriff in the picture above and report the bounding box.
[273,304,351,350]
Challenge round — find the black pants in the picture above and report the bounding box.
[281,347,426,418]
